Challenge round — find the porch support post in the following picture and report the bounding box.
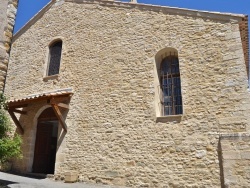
[8,109,24,135]
[51,103,68,133]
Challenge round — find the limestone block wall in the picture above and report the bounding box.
[220,133,250,188]
[0,0,18,90]
[4,0,250,187]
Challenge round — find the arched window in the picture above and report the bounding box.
[47,40,62,76]
[160,53,182,115]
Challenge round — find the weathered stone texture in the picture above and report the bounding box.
[4,1,250,187]
[0,0,18,90]
[220,134,250,188]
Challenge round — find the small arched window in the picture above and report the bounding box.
[47,40,62,76]
[160,53,182,115]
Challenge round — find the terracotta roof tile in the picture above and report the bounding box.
[8,88,73,104]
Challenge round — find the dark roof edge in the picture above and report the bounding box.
[13,0,246,42]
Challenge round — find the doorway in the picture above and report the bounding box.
[32,107,58,174]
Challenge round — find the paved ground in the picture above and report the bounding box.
[0,172,121,188]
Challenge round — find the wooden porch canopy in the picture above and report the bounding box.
[7,88,73,135]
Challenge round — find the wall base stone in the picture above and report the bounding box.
[220,133,250,187]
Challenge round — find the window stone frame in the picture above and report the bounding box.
[43,37,64,80]
[154,47,183,122]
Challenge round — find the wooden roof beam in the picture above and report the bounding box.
[57,103,69,109]
[8,103,28,108]
[9,108,27,115]
[49,96,70,105]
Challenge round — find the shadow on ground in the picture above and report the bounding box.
[0,179,17,188]
[22,173,47,180]
[2,171,46,180]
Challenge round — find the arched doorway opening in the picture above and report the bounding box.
[32,107,58,174]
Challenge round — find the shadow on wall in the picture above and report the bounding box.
[218,139,225,188]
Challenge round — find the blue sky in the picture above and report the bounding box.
[14,0,250,34]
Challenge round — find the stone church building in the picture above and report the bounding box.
[2,0,250,187]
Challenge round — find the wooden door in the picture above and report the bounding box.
[33,121,58,174]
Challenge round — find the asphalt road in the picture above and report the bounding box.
[0,172,122,188]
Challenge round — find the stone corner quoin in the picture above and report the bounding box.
[0,0,18,90]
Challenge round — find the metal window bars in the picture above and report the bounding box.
[160,53,182,116]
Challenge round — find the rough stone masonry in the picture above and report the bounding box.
[3,0,250,187]
[0,0,18,90]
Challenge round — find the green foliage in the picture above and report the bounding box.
[0,93,22,164]
[0,135,22,164]
[0,94,9,139]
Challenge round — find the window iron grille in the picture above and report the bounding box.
[160,54,182,116]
